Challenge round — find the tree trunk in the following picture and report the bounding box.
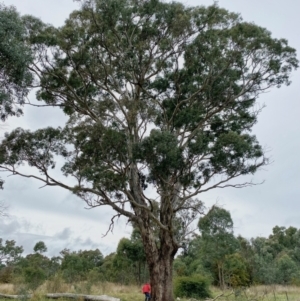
[138,261,141,285]
[218,264,222,289]
[146,250,176,301]
[221,264,225,290]
[129,165,178,301]
[149,253,175,301]
[139,225,178,301]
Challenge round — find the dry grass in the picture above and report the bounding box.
[0,283,14,294]
[0,282,142,301]
[29,281,140,296]
[2,282,300,301]
[210,285,300,301]
[89,282,140,295]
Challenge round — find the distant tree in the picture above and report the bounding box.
[48,256,61,278]
[174,233,214,281]
[60,248,104,282]
[0,0,298,300]
[198,206,239,288]
[17,247,51,289]
[251,237,277,284]
[268,226,300,257]
[99,252,118,282]
[33,241,47,254]
[113,238,135,284]
[114,229,147,284]
[173,258,188,277]
[23,265,47,290]
[223,253,250,287]
[0,239,23,283]
[275,253,298,285]
[0,239,23,266]
[236,235,255,283]
[253,226,300,284]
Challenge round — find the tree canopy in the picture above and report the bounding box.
[0,1,298,300]
[0,3,34,189]
[0,238,23,266]
[0,4,33,121]
[33,241,47,254]
[198,206,240,288]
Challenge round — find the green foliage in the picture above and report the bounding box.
[23,266,46,290]
[236,235,255,284]
[113,229,147,284]
[0,0,298,298]
[33,242,47,254]
[0,4,33,121]
[223,253,250,287]
[174,275,211,299]
[252,248,276,284]
[15,253,51,289]
[249,227,300,286]
[134,130,184,181]
[275,254,298,285]
[199,206,234,237]
[198,206,239,288]
[173,259,188,277]
[10,241,58,288]
[98,253,117,282]
[174,239,213,280]
[0,239,23,266]
[60,248,104,282]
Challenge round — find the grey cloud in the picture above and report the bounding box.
[0,219,21,235]
[54,228,72,240]
[1,171,118,228]
[0,216,46,237]
[83,238,103,250]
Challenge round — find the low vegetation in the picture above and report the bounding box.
[174,275,211,299]
[2,283,300,301]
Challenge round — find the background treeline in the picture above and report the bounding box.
[0,228,148,290]
[1,207,300,290]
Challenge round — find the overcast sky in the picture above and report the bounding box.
[1,0,299,258]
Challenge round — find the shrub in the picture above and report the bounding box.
[0,266,13,283]
[174,275,211,299]
[23,266,46,290]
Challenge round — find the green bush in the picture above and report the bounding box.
[23,266,46,290]
[174,275,211,299]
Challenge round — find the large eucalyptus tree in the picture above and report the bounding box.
[0,0,298,300]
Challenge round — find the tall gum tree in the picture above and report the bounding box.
[0,0,298,300]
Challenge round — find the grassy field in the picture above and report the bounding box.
[1,282,300,301]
